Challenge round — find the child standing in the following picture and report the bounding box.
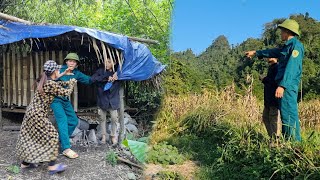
[261,58,281,143]
[91,59,120,145]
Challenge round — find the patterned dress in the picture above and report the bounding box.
[16,79,76,163]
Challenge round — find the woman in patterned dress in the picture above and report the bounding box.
[16,60,76,174]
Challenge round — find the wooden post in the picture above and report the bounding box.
[118,83,125,144]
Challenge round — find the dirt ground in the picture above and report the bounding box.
[144,161,198,180]
[0,114,142,180]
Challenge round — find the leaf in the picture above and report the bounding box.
[6,165,20,174]
[122,139,147,163]
[137,136,149,143]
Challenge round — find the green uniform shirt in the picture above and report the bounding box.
[256,37,304,91]
[54,65,92,101]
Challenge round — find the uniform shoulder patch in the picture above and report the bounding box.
[292,50,299,58]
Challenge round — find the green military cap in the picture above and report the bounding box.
[278,19,300,36]
[64,53,80,62]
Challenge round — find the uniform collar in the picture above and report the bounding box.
[285,36,297,45]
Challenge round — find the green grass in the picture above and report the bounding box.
[167,122,320,179]
[151,90,320,179]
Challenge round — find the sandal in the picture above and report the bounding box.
[20,163,38,170]
[62,149,79,159]
[48,163,67,175]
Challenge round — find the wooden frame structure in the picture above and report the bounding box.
[0,13,159,144]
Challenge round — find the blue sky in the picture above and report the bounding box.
[171,0,320,55]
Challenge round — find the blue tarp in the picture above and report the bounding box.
[0,20,165,81]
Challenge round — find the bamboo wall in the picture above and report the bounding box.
[1,50,92,112]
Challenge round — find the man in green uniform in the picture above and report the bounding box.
[245,19,304,141]
[51,53,92,158]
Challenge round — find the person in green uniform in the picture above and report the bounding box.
[51,53,92,158]
[245,19,304,141]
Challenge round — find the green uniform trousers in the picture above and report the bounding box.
[280,88,301,141]
[51,98,78,151]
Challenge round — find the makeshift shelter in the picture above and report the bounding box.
[0,14,165,142]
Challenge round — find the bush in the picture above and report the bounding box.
[146,142,185,165]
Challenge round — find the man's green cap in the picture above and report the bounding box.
[278,19,300,36]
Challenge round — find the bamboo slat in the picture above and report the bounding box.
[51,51,56,61]
[6,53,11,106]
[22,52,28,106]
[58,51,63,65]
[3,53,7,104]
[35,52,39,79]
[17,52,22,106]
[30,53,35,99]
[45,51,49,62]
[10,52,14,106]
[40,51,44,73]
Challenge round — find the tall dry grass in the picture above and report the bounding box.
[299,100,320,129]
[151,84,320,144]
[151,84,264,143]
[150,84,320,179]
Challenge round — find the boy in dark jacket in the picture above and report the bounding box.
[91,59,120,145]
[261,58,281,142]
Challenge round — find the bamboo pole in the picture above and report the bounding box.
[0,12,159,45]
[51,51,56,61]
[45,51,49,62]
[17,52,22,106]
[22,52,28,106]
[30,53,35,99]
[3,53,7,104]
[118,84,125,145]
[0,12,32,25]
[128,36,159,45]
[40,51,44,73]
[58,51,63,65]
[11,51,19,104]
[35,52,39,79]
[117,156,144,169]
[6,53,11,107]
